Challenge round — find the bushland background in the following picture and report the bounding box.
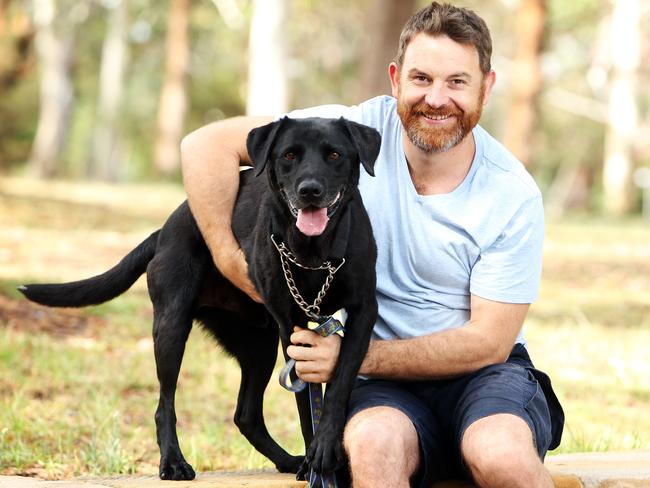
[1,0,649,479]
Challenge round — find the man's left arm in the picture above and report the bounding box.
[358,296,528,380]
[288,296,529,383]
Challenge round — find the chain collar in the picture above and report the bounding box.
[271,234,345,320]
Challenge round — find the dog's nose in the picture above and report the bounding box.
[297,179,324,199]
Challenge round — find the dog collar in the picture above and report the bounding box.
[270,234,345,321]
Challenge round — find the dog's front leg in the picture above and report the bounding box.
[304,304,377,474]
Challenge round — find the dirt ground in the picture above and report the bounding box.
[0,176,185,339]
[0,294,105,338]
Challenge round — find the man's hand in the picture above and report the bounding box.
[287,326,341,383]
[213,245,263,303]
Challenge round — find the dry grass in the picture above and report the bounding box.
[0,176,649,478]
[526,218,650,453]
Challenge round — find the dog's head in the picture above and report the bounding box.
[246,117,381,237]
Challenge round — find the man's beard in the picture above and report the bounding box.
[397,92,483,154]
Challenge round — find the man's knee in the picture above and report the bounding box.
[344,406,419,473]
[461,414,550,486]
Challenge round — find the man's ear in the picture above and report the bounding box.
[246,117,287,176]
[481,70,496,107]
[340,118,381,176]
[389,62,401,99]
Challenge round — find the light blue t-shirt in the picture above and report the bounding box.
[288,96,543,345]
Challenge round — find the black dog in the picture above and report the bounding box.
[19,117,380,481]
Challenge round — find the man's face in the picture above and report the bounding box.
[389,33,495,154]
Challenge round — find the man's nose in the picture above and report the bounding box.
[424,80,450,108]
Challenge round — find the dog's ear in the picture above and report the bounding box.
[246,117,287,176]
[340,118,381,176]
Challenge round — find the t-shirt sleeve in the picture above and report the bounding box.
[470,195,544,303]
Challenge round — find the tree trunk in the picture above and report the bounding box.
[154,0,190,176]
[0,3,35,90]
[603,0,639,216]
[502,0,545,168]
[28,0,75,178]
[90,0,128,181]
[358,0,416,100]
[246,0,288,116]
[0,0,10,33]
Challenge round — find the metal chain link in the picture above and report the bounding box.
[271,234,345,320]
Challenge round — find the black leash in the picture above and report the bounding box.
[273,235,344,488]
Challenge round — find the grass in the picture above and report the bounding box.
[1,176,649,478]
[525,217,650,454]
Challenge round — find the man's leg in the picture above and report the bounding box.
[343,406,419,488]
[461,414,554,488]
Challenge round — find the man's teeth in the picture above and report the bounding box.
[423,114,451,120]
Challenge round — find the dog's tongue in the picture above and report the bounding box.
[296,207,329,236]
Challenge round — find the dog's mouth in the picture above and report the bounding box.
[283,190,345,237]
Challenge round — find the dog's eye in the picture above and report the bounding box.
[284,152,296,161]
[328,152,341,161]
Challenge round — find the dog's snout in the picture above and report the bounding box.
[297,179,324,199]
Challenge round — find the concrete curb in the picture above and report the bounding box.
[545,451,650,488]
[1,451,648,487]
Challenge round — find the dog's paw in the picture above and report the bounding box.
[296,458,310,480]
[159,456,196,480]
[275,454,304,474]
[305,430,346,473]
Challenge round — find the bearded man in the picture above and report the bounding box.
[181,3,564,487]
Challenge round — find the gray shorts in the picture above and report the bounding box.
[342,344,564,487]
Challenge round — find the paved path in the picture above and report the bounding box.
[1,451,649,488]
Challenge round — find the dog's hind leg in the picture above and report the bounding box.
[291,373,315,480]
[154,312,195,480]
[151,308,195,480]
[147,253,204,481]
[276,328,314,479]
[214,316,304,473]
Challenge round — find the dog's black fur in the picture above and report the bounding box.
[19,117,380,481]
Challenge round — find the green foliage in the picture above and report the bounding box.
[1,0,648,214]
[0,62,39,170]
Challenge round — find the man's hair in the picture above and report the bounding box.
[395,2,492,75]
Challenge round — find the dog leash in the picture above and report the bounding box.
[279,316,344,488]
[272,235,344,488]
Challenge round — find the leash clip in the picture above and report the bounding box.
[278,314,345,394]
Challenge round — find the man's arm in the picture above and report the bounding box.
[180,115,273,302]
[287,295,528,383]
[359,296,528,379]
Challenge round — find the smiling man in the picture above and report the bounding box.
[181,3,564,487]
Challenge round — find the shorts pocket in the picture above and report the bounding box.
[523,372,553,457]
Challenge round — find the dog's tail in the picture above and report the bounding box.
[18,230,160,308]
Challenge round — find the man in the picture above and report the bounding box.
[181,3,564,487]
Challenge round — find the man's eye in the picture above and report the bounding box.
[328,152,341,161]
[284,152,296,161]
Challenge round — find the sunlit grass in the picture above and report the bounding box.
[0,309,303,478]
[529,216,650,455]
[0,178,649,477]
